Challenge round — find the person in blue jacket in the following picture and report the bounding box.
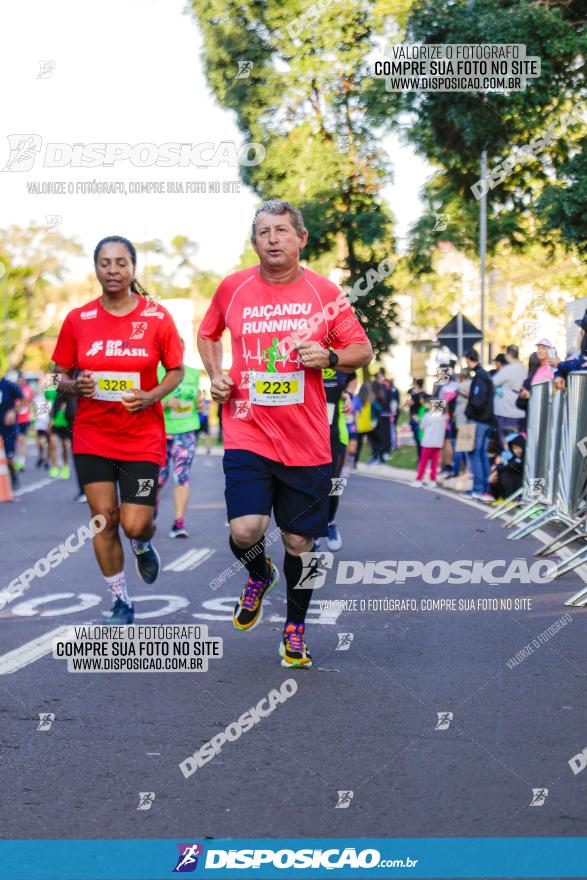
[554,310,587,390]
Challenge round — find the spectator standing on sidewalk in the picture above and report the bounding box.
[554,310,587,389]
[492,344,527,448]
[517,352,540,410]
[389,376,400,451]
[463,349,494,502]
[490,353,507,377]
[408,378,425,457]
[452,370,471,477]
[353,384,382,466]
[437,365,459,476]
[531,339,555,385]
[411,398,448,488]
[371,370,392,459]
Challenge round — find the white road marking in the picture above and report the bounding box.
[0,624,88,675]
[163,548,215,572]
[12,478,53,496]
[315,602,343,625]
[8,594,189,621]
[124,595,190,619]
[0,598,189,673]
[11,593,102,617]
[189,612,230,621]
[0,589,342,674]
[191,596,236,621]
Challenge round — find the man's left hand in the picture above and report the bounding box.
[293,341,330,369]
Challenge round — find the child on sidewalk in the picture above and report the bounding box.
[411,399,448,487]
[488,433,525,501]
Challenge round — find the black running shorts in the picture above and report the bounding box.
[223,449,332,537]
[51,425,72,441]
[74,454,159,506]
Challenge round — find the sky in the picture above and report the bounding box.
[0,0,431,281]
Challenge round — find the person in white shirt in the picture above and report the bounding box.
[33,392,50,468]
[452,372,471,477]
[411,398,448,487]
[491,344,527,448]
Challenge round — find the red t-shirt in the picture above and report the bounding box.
[17,385,34,423]
[51,296,184,465]
[199,266,369,466]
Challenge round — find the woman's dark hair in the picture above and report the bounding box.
[93,235,151,298]
[527,351,540,380]
[358,383,371,405]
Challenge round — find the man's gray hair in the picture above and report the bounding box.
[251,198,306,240]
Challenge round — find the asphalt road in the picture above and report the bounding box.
[1,448,586,846]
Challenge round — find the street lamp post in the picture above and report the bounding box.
[479,150,487,363]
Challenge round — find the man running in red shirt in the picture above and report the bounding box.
[51,236,184,624]
[198,199,372,667]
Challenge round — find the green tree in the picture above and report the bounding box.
[0,223,83,368]
[398,240,587,349]
[135,237,220,300]
[392,0,586,264]
[539,136,587,257]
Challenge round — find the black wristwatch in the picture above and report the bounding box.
[328,347,339,368]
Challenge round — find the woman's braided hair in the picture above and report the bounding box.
[93,235,155,300]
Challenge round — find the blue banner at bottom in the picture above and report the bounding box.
[0,838,586,879]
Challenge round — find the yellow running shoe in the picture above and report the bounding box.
[279,621,313,668]
[232,560,279,632]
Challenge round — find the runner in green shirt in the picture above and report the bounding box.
[47,386,74,480]
[157,361,200,537]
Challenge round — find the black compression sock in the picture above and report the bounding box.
[284,550,314,625]
[229,535,270,581]
[328,494,340,522]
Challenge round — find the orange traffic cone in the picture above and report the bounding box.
[0,437,14,502]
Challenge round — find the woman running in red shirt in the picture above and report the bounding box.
[51,236,184,624]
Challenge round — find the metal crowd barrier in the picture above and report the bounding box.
[492,380,552,530]
[506,384,569,540]
[486,372,587,600]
